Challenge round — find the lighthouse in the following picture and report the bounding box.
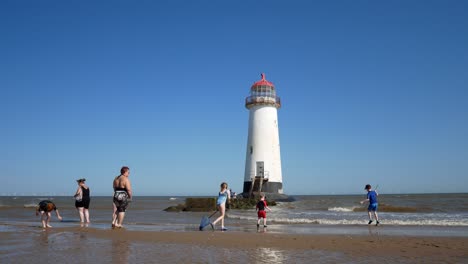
[243,73,283,197]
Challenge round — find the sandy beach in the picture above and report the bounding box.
[2,195,468,262]
[1,226,467,263]
[90,229,468,257]
[95,229,468,255]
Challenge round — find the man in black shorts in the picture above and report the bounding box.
[112,166,132,228]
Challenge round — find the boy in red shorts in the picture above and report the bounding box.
[256,193,272,230]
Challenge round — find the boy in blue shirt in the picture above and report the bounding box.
[360,184,380,226]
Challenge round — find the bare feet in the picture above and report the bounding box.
[46,224,52,228]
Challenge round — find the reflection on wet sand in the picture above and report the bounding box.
[254,247,285,263]
[368,225,382,237]
[111,239,130,264]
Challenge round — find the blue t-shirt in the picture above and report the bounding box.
[367,190,378,204]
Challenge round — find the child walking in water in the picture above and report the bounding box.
[211,182,230,231]
[360,184,380,226]
[256,193,272,230]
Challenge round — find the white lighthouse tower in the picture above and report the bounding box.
[243,73,283,197]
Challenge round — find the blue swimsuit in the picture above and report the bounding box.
[217,190,228,205]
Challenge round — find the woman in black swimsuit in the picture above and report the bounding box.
[74,178,91,223]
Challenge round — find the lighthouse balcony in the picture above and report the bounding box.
[247,170,270,181]
[245,95,281,109]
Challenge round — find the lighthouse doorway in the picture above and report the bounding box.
[256,162,264,177]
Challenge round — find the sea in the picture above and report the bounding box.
[1,193,467,263]
[1,194,467,232]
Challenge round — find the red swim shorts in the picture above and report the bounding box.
[257,210,266,218]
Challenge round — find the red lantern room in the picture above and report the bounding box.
[245,73,281,109]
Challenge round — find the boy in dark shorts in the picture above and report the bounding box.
[360,184,380,226]
[36,200,63,228]
[256,193,272,230]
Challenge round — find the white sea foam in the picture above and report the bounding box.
[227,214,468,226]
[327,207,356,212]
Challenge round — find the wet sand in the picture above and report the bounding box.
[87,229,468,257]
[2,226,466,263]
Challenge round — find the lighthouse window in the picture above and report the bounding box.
[250,146,253,154]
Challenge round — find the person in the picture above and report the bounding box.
[256,193,272,230]
[35,200,62,228]
[230,188,237,199]
[74,178,91,223]
[211,182,230,231]
[360,184,380,226]
[112,166,132,228]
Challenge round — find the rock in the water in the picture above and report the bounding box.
[164,198,216,212]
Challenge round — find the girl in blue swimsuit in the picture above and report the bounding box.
[211,182,230,231]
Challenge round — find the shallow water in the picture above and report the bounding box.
[1,194,468,263]
[1,194,468,233]
[0,229,343,263]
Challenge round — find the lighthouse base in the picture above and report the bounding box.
[242,181,283,195]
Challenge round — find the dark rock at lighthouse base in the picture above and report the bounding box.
[240,192,296,202]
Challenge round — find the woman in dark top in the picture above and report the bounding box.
[74,178,91,223]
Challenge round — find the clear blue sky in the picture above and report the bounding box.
[1,1,467,196]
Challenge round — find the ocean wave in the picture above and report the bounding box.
[277,218,468,226]
[227,214,468,226]
[328,207,357,212]
[327,205,420,213]
[22,198,54,208]
[353,204,420,213]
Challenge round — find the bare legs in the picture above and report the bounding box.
[367,210,379,221]
[212,204,226,230]
[112,212,125,228]
[40,212,52,228]
[40,212,47,228]
[37,210,61,228]
[77,207,84,222]
[257,217,268,232]
[257,218,267,226]
[112,203,126,228]
[112,203,117,227]
[84,209,90,223]
[367,210,379,225]
[116,212,125,228]
[77,207,90,223]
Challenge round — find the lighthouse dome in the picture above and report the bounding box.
[245,73,281,109]
[251,73,274,89]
